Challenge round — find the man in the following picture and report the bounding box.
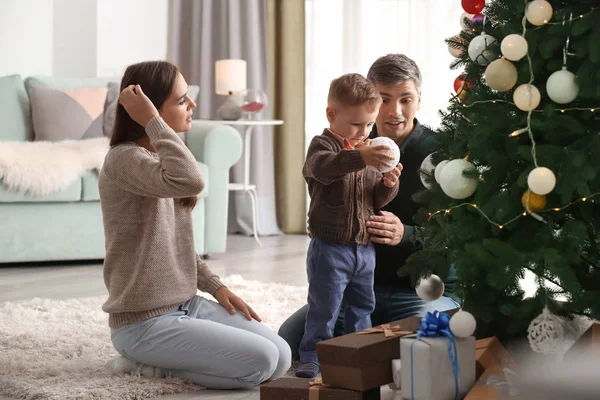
[278,54,459,362]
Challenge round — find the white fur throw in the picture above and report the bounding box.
[0,137,109,197]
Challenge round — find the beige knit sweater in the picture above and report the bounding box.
[99,116,224,328]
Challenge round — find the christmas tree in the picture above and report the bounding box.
[405,0,600,340]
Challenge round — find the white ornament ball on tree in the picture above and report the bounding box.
[434,160,449,184]
[513,84,541,111]
[420,153,436,189]
[528,307,564,355]
[448,34,467,58]
[528,167,556,195]
[416,274,445,302]
[468,33,498,66]
[370,136,400,173]
[439,159,479,199]
[484,58,518,92]
[526,0,553,26]
[501,34,528,61]
[449,310,477,338]
[460,12,475,30]
[546,67,579,104]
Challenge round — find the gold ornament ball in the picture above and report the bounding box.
[484,58,518,92]
[521,189,547,212]
[458,81,469,102]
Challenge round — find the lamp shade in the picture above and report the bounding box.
[215,59,247,95]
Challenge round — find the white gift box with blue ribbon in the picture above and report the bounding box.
[400,311,476,400]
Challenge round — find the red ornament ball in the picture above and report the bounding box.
[462,0,485,14]
[453,74,473,93]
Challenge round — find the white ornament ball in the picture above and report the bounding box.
[416,274,445,302]
[439,159,479,199]
[501,34,528,61]
[526,0,553,26]
[370,136,401,173]
[513,84,541,111]
[468,33,498,66]
[448,34,467,58]
[484,58,518,92]
[546,67,579,104]
[528,167,556,195]
[434,160,449,184]
[460,12,475,30]
[528,307,564,355]
[420,153,436,189]
[449,310,477,338]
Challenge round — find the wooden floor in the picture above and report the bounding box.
[0,234,401,400]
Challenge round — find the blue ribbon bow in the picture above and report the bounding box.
[410,311,459,400]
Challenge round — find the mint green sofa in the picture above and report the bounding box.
[0,74,242,263]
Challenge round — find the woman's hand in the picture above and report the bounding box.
[118,84,159,128]
[367,210,405,246]
[382,163,403,188]
[214,287,262,322]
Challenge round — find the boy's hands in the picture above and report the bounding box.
[357,139,396,171]
[382,163,403,187]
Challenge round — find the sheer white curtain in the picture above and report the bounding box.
[305,0,466,150]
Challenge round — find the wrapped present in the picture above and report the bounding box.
[400,311,476,400]
[464,364,520,400]
[391,359,401,389]
[259,377,381,400]
[475,337,516,379]
[316,316,422,391]
[564,321,600,361]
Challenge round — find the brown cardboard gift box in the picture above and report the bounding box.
[316,310,458,392]
[260,378,380,400]
[475,337,516,379]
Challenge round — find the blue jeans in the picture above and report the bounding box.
[280,285,461,361]
[111,295,291,389]
[298,238,376,364]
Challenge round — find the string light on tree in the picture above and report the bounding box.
[528,167,556,195]
[484,58,518,92]
[513,84,541,111]
[500,34,528,61]
[468,33,498,65]
[525,0,554,26]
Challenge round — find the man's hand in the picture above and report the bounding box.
[359,142,396,171]
[367,210,405,246]
[119,84,160,128]
[382,163,403,187]
[214,287,261,321]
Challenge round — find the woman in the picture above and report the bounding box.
[100,61,290,389]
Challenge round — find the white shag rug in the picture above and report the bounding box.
[0,275,307,400]
[0,137,109,197]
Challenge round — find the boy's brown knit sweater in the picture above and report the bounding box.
[99,116,224,328]
[303,129,400,245]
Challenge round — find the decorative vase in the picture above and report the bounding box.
[240,89,268,120]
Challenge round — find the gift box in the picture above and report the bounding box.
[316,316,422,391]
[390,359,401,390]
[259,377,381,400]
[464,364,520,400]
[475,337,515,379]
[400,334,476,400]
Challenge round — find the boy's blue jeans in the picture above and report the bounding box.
[298,238,376,364]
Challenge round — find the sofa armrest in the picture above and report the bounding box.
[186,120,242,254]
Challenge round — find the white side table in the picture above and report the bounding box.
[203,119,283,245]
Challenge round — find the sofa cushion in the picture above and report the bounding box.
[24,76,113,95]
[0,74,33,142]
[80,162,208,202]
[31,86,109,141]
[0,179,82,203]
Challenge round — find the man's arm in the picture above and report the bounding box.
[303,136,365,185]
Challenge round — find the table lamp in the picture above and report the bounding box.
[215,59,247,120]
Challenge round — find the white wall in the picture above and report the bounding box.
[0,0,168,78]
[0,0,54,77]
[97,0,169,78]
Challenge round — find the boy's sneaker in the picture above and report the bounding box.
[295,362,320,379]
[106,355,165,378]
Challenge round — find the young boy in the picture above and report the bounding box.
[296,73,402,378]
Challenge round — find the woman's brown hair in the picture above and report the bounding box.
[110,61,197,210]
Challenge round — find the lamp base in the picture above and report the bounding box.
[216,95,242,120]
